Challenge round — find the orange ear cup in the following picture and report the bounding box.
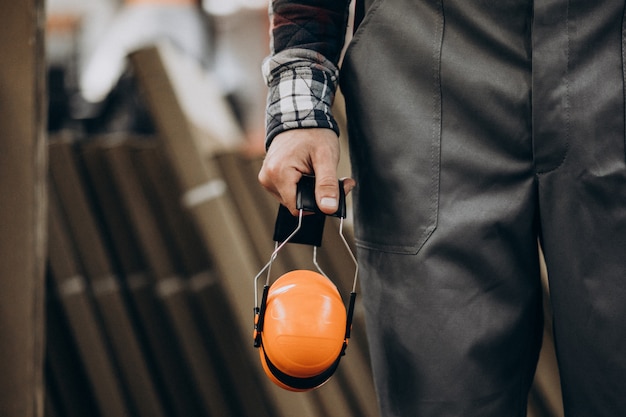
[258,270,347,391]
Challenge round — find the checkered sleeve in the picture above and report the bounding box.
[263,49,340,146]
[263,0,350,148]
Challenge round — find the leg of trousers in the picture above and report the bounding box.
[534,1,626,416]
[340,0,626,416]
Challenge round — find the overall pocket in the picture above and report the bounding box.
[340,0,444,254]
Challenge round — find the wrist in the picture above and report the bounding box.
[264,57,340,150]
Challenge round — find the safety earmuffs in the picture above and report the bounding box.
[253,175,358,392]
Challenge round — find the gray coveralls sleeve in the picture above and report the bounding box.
[267,0,626,416]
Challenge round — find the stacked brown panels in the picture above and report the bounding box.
[47,176,132,417]
[130,140,274,417]
[80,136,208,417]
[44,270,101,417]
[49,135,171,417]
[89,136,233,417]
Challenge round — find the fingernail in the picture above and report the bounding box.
[320,197,337,209]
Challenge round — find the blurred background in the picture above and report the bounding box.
[46,0,269,154]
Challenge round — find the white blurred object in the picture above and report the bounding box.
[79,3,213,103]
[46,0,117,65]
[202,0,267,16]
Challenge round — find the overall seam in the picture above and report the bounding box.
[426,0,445,255]
[536,0,571,176]
[622,0,626,161]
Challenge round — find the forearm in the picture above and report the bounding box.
[269,0,351,61]
[263,0,351,148]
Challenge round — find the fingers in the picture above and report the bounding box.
[314,169,341,215]
[258,128,355,216]
[258,131,311,214]
[341,177,357,197]
[258,162,301,215]
[259,129,339,215]
[316,176,357,215]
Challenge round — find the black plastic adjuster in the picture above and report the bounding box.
[272,175,346,247]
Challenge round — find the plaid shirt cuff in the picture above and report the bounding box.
[263,48,340,148]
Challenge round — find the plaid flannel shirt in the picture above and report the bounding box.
[262,0,351,148]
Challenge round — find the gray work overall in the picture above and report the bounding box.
[340,0,626,415]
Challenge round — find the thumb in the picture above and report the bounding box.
[314,171,340,215]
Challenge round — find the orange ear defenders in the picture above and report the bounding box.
[253,175,358,392]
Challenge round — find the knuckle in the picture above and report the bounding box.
[316,175,339,191]
[257,169,272,189]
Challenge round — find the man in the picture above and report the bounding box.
[258,1,626,416]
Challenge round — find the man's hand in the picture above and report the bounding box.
[258,128,356,216]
